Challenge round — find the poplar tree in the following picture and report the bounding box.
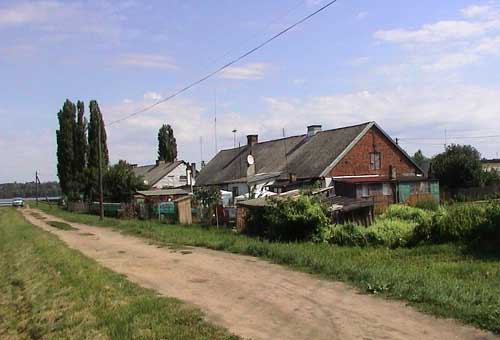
[73,100,87,198]
[157,124,177,162]
[86,100,109,200]
[56,99,76,198]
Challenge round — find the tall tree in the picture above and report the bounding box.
[56,99,77,198]
[103,160,148,202]
[412,149,429,168]
[86,100,109,200]
[73,100,87,198]
[157,124,177,162]
[432,144,483,189]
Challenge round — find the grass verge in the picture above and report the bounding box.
[0,207,238,340]
[37,203,500,333]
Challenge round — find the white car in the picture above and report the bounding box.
[12,198,24,207]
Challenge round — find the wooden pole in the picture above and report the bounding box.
[98,118,104,220]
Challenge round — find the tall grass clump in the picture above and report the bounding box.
[365,219,416,248]
[433,204,486,243]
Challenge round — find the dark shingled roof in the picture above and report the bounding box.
[196,122,371,186]
[132,161,183,186]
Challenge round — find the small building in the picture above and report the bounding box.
[132,160,196,189]
[134,188,190,203]
[481,159,500,172]
[196,121,438,212]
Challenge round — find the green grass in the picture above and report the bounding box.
[38,203,500,333]
[47,220,76,230]
[0,207,238,340]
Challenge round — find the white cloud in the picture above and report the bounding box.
[461,4,494,18]
[0,1,62,26]
[375,20,500,44]
[117,53,177,70]
[374,4,500,72]
[143,92,162,101]
[219,63,270,80]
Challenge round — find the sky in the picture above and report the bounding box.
[1,0,500,183]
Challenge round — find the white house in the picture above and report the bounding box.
[132,160,195,189]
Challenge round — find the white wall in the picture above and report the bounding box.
[153,163,191,189]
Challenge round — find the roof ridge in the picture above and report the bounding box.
[217,122,373,152]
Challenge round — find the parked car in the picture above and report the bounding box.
[12,198,24,207]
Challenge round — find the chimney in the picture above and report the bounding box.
[289,173,297,183]
[156,160,165,166]
[307,125,322,137]
[247,134,258,146]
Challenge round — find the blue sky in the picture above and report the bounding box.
[1,0,500,183]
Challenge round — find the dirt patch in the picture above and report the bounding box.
[21,208,497,340]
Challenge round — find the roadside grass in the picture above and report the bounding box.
[47,220,76,230]
[0,208,238,340]
[37,203,500,333]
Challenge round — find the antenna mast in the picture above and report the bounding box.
[214,88,218,155]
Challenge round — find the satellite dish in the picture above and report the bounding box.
[247,155,254,165]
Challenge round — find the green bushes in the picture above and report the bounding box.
[245,196,329,241]
[314,223,368,247]
[247,196,500,248]
[315,219,416,248]
[432,204,487,243]
[318,202,500,248]
[413,199,439,211]
[365,219,416,248]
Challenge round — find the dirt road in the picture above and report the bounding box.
[22,208,496,340]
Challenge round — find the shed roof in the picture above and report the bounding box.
[196,122,371,186]
[136,188,189,197]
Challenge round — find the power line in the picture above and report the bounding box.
[397,134,500,141]
[108,0,339,126]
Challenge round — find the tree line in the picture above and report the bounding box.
[412,144,499,189]
[0,182,61,199]
[56,99,179,203]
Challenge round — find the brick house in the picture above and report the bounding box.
[196,122,439,211]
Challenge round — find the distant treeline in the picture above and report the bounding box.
[0,182,61,199]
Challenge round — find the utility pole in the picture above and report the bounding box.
[98,117,104,220]
[35,171,39,207]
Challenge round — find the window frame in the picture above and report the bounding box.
[369,152,381,170]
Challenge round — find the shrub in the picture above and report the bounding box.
[433,204,486,243]
[414,199,439,211]
[364,219,416,248]
[246,196,329,241]
[382,205,432,225]
[472,202,500,247]
[314,223,368,247]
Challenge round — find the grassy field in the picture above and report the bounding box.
[36,202,500,333]
[0,207,238,340]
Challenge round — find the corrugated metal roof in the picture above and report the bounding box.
[136,188,190,196]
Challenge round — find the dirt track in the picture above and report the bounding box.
[22,208,497,340]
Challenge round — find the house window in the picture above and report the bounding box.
[179,175,187,181]
[361,184,369,197]
[383,183,391,196]
[369,152,381,170]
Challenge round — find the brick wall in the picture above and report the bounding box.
[330,127,419,177]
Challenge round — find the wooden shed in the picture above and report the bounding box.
[175,196,192,225]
